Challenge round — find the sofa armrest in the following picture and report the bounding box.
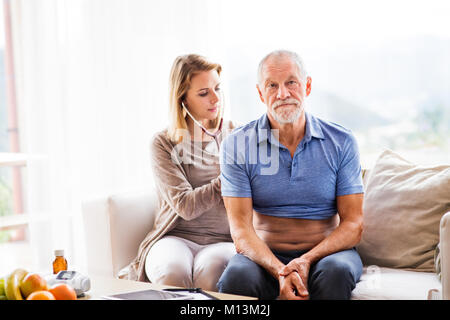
[81,196,114,277]
[440,211,450,300]
[82,190,158,278]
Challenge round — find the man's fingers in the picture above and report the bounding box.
[278,265,294,276]
[279,272,309,300]
[292,272,309,297]
[279,286,303,300]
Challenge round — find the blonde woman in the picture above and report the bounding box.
[126,54,236,291]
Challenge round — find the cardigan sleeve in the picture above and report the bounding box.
[150,133,223,221]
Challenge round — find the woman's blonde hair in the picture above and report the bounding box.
[167,54,223,144]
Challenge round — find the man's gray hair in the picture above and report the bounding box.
[257,50,308,85]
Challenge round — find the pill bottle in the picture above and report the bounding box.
[53,249,68,274]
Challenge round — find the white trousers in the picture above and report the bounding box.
[145,235,236,292]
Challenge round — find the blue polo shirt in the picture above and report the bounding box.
[219,112,364,220]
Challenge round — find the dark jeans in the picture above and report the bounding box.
[217,248,363,300]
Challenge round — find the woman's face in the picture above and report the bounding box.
[183,69,221,122]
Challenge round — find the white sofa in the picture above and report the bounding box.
[81,186,449,300]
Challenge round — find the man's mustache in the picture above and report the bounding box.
[271,98,301,109]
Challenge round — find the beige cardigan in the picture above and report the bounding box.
[123,120,236,282]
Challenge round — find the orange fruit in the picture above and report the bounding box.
[48,283,77,300]
[27,290,56,300]
[20,273,48,298]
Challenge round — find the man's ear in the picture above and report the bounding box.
[305,77,312,97]
[256,84,265,103]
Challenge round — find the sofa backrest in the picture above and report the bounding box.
[108,190,159,276]
[82,189,159,277]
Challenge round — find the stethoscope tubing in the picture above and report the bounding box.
[182,102,223,150]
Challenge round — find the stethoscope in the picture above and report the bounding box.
[182,101,223,151]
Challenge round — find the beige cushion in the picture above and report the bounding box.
[351,267,440,300]
[357,149,450,271]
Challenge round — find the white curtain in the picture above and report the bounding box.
[10,0,225,273]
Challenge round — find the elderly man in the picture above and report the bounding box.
[217,50,364,300]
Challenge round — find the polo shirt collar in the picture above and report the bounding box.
[257,112,325,145]
[306,112,325,140]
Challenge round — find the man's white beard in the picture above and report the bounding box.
[269,98,303,124]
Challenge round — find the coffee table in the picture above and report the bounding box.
[81,275,256,300]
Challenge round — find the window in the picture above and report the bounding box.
[221,0,450,168]
[0,0,31,275]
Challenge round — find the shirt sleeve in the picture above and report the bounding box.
[219,135,253,198]
[336,133,364,196]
